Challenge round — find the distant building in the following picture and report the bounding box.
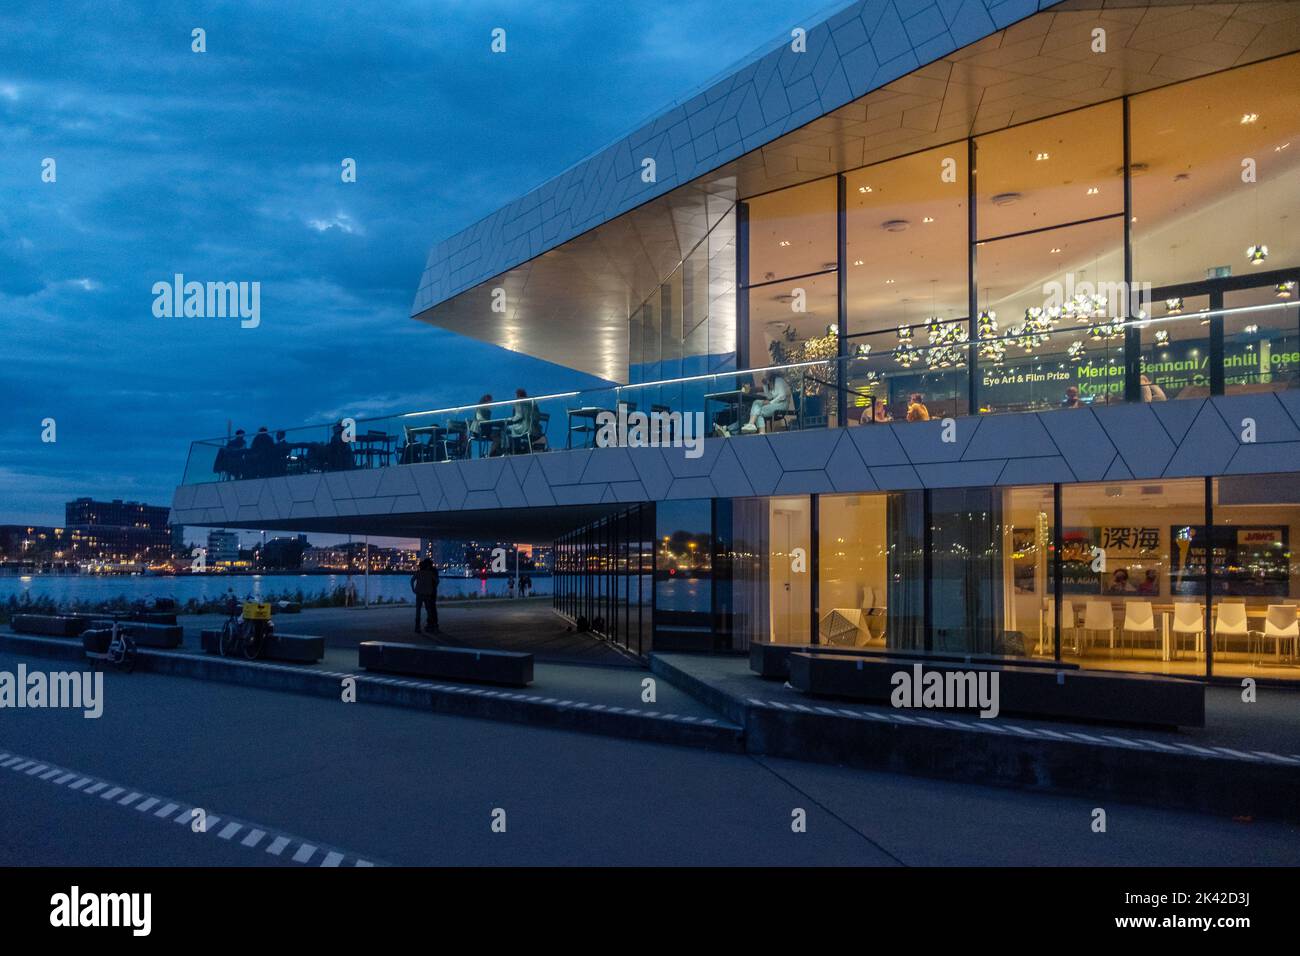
[206,530,240,566]
[61,497,172,566]
[170,523,187,557]
[257,534,308,570]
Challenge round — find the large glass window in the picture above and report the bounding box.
[1211,474,1300,681]
[844,146,968,425]
[654,499,713,650]
[929,485,1053,658]
[746,178,837,285]
[727,496,812,645]
[1131,54,1300,290]
[976,101,1124,239]
[1059,479,1207,677]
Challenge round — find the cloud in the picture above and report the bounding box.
[0,0,825,525]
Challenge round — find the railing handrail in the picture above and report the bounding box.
[187,299,1299,447]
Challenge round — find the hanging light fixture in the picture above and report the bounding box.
[1277,281,1297,299]
[1067,340,1086,362]
[1165,298,1183,315]
[1247,244,1269,265]
[1154,329,1170,346]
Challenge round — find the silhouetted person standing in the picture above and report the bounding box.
[410,558,439,634]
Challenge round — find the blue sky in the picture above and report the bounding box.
[0,0,837,529]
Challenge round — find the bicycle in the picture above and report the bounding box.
[219,598,274,660]
[83,616,138,673]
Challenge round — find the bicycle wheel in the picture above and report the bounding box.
[243,627,265,660]
[119,637,137,673]
[219,620,239,657]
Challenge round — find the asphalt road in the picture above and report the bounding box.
[1,648,1297,866]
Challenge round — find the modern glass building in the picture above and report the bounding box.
[174,0,1300,689]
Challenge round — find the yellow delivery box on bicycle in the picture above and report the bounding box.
[242,601,272,621]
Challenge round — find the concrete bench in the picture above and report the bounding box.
[200,629,325,663]
[786,652,1204,728]
[750,641,1080,679]
[9,614,90,637]
[114,621,183,648]
[359,641,533,687]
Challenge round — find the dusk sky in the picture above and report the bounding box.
[0,0,833,534]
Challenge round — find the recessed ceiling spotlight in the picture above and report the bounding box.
[1276,143,1291,152]
[1035,152,1050,161]
[858,185,873,193]
[1050,247,1062,254]
[1241,113,1259,124]
[1247,243,1269,265]
[885,279,895,285]
[922,216,934,223]
[1086,187,1099,195]
[778,240,791,247]
[853,259,865,266]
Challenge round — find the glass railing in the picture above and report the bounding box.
[182,301,1299,484]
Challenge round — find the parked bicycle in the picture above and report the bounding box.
[82,616,138,673]
[219,596,274,660]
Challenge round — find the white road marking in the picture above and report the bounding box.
[291,843,317,864]
[0,745,381,866]
[266,836,291,856]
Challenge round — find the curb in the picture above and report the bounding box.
[0,632,744,754]
[649,654,1300,822]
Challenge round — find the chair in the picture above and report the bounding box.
[1121,600,1157,656]
[527,412,550,453]
[1213,601,1249,656]
[1170,602,1206,659]
[1081,600,1115,656]
[1258,605,1299,663]
[442,421,469,461]
[1043,598,1077,655]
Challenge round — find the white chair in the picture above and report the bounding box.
[1082,600,1115,656]
[1044,598,1077,655]
[1214,601,1249,657]
[1121,600,1157,656]
[1258,605,1299,663]
[1170,602,1206,660]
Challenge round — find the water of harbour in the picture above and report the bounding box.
[0,572,551,609]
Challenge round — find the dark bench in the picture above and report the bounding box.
[9,614,90,637]
[200,629,324,663]
[750,641,1080,679]
[786,652,1204,728]
[359,641,533,687]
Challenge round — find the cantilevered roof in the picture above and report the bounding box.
[413,0,1300,380]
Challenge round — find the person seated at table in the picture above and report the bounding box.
[248,426,276,477]
[216,429,249,479]
[468,393,494,448]
[272,430,291,475]
[712,375,755,437]
[507,388,539,453]
[325,421,352,471]
[858,398,892,425]
[906,393,930,422]
[739,372,793,434]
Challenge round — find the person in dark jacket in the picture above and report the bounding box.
[410,558,440,633]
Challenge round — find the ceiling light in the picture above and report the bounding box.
[1050,247,1062,254]
[778,240,791,247]
[853,259,864,266]
[858,185,873,194]
[1277,281,1296,299]
[1243,324,1259,335]
[1165,298,1183,314]
[1241,113,1258,124]
[1086,187,1099,195]
[1035,152,1050,161]
[1247,244,1269,265]
[922,216,934,223]
[885,279,895,285]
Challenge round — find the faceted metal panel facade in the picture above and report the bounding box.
[413,0,1073,316]
[172,394,1300,534]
